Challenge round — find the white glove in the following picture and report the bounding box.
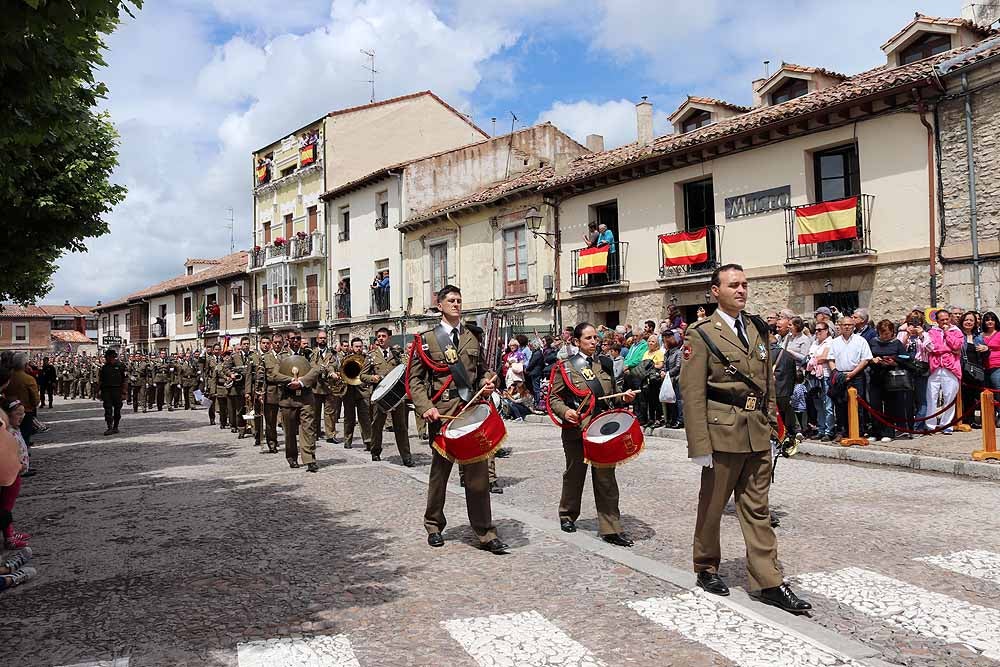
[690,455,713,468]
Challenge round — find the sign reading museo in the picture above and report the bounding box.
[724,185,791,220]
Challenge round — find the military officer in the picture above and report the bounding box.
[311,331,341,443]
[204,343,222,426]
[679,263,811,613]
[406,284,507,554]
[364,327,413,465]
[225,337,253,438]
[179,352,198,409]
[271,345,321,471]
[127,353,142,412]
[151,350,170,410]
[214,348,235,429]
[254,336,282,453]
[322,340,347,444]
[99,349,127,436]
[340,337,373,450]
[164,353,181,411]
[548,322,638,546]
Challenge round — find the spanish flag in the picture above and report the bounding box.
[659,228,708,266]
[577,246,609,275]
[255,164,268,184]
[300,143,316,166]
[795,196,859,244]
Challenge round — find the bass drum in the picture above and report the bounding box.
[371,364,407,412]
[582,409,644,468]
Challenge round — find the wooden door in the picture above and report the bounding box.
[284,213,293,239]
[307,206,318,233]
[306,274,319,321]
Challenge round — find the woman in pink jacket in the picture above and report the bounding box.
[926,310,964,434]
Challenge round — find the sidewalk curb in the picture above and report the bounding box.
[523,414,1000,480]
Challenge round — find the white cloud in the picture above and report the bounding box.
[536,98,671,149]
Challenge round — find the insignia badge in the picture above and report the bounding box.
[581,367,596,381]
[682,344,693,361]
[757,343,767,360]
[444,346,459,364]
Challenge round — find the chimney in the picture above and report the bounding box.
[555,152,576,176]
[96,300,102,307]
[636,96,654,145]
[64,299,70,306]
[585,134,605,153]
[752,78,766,107]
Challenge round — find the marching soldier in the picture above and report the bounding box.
[204,343,222,425]
[406,284,507,554]
[341,337,373,450]
[165,353,180,412]
[253,336,281,453]
[215,348,234,430]
[180,352,198,410]
[225,337,253,438]
[321,339,346,444]
[59,360,72,399]
[679,263,811,613]
[152,350,169,410]
[548,322,638,546]
[69,359,81,399]
[366,326,413,466]
[272,345,321,472]
[99,349,127,436]
[127,354,142,412]
[311,331,341,443]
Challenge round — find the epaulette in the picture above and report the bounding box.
[466,323,484,339]
[688,318,711,330]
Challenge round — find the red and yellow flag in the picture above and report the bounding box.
[577,246,609,275]
[300,143,316,166]
[659,228,708,266]
[795,196,858,244]
[255,164,268,184]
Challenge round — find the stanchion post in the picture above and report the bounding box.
[841,386,869,447]
[972,389,1000,461]
[955,389,972,432]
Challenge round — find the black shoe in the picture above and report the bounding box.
[237,432,245,439]
[602,533,634,547]
[479,538,509,554]
[306,462,319,473]
[268,446,278,454]
[489,481,503,494]
[344,442,352,449]
[230,427,238,433]
[427,532,444,548]
[750,583,812,614]
[103,428,114,436]
[696,571,730,596]
[20,469,36,477]
[220,424,227,430]
[770,512,780,528]
[494,447,511,458]
[402,458,415,467]
[209,420,215,425]
[325,437,338,444]
[371,454,381,462]
[420,433,429,441]
[560,519,577,533]
[288,460,300,469]
[167,407,174,412]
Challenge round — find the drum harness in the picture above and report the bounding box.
[431,325,475,403]
[546,354,613,429]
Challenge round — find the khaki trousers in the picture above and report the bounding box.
[282,403,317,464]
[693,449,783,591]
[313,393,339,438]
[228,394,246,433]
[215,395,229,427]
[424,448,497,543]
[558,430,622,535]
[263,402,280,449]
[342,387,371,447]
[370,402,411,459]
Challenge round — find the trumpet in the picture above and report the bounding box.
[223,371,244,389]
[340,354,365,386]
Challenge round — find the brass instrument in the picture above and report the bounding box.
[340,353,365,386]
[278,354,311,397]
[222,371,244,389]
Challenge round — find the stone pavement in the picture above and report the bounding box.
[2,399,999,666]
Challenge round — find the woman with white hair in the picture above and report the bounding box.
[500,339,525,389]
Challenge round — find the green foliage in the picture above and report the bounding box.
[0,0,142,304]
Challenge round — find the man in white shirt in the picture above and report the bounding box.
[828,316,872,440]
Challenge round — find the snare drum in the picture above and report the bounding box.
[433,401,507,464]
[582,409,644,468]
[371,364,407,412]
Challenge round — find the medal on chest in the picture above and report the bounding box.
[581,367,596,381]
[444,346,459,364]
[757,343,767,361]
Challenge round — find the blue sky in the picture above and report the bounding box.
[49,0,963,306]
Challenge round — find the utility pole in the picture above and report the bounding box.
[361,49,376,103]
[226,207,235,253]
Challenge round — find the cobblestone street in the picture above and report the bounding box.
[3,399,1000,667]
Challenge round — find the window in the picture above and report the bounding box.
[340,207,351,241]
[813,144,860,202]
[503,225,528,296]
[13,324,27,343]
[814,290,859,315]
[183,296,192,323]
[113,314,120,333]
[284,213,293,240]
[770,77,808,104]
[186,266,193,275]
[682,110,712,133]
[125,312,131,330]
[429,242,448,304]
[264,222,271,244]
[52,319,75,330]
[158,304,167,319]
[683,178,715,230]
[899,32,951,65]
[232,284,244,316]
[376,191,389,229]
[102,316,109,332]
[280,165,296,178]
[307,206,318,234]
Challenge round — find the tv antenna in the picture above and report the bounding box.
[225,207,235,253]
[361,49,376,103]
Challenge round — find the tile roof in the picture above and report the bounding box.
[37,305,94,317]
[776,62,848,80]
[51,330,92,344]
[184,258,222,265]
[0,305,49,318]
[542,38,1000,190]
[326,91,488,139]
[685,96,752,112]
[100,251,249,306]
[881,13,993,50]
[400,167,553,230]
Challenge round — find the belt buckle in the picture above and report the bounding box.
[743,394,758,411]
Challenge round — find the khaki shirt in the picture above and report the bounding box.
[548,354,621,431]
[255,350,283,405]
[406,324,491,418]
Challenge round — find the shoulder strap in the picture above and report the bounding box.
[694,325,767,398]
[432,324,473,402]
[568,354,606,401]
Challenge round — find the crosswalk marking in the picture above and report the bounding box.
[915,549,1000,586]
[236,635,360,667]
[442,610,605,667]
[626,593,861,667]
[796,567,1000,660]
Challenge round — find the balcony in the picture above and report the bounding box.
[570,241,629,291]
[151,322,167,339]
[267,302,310,325]
[334,291,351,320]
[338,229,350,243]
[658,226,722,286]
[204,314,220,333]
[375,215,389,230]
[266,242,290,262]
[370,285,390,315]
[784,194,876,273]
[248,248,266,271]
[250,309,266,329]
[289,232,326,262]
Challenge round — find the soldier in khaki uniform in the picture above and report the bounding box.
[225,338,253,437]
[311,331,343,444]
[341,337,373,449]
[272,347,321,472]
[406,284,507,554]
[179,352,198,409]
[366,326,413,466]
[151,350,169,410]
[254,336,283,453]
[548,322,637,546]
[679,263,811,614]
[203,343,221,425]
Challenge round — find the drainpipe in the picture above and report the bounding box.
[961,73,982,311]
[552,199,562,333]
[445,211,462,285]
[913,89,938,307]
[388,169,405,330]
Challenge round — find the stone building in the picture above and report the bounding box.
[540,13,997,323]
[0,304,98,355]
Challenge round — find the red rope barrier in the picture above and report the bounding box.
[857,395,975,435]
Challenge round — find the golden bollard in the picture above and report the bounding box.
[955,390,972,432]
[841,386,868,447]
[972,389,1000,461]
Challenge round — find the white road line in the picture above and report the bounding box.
[236,635,360,666]
[915,549,1000,586]
[626,593,861,667]
[56,659,129,667]
[442,610,605,667]
[796,567,1000,660]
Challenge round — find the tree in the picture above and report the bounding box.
[0,0,141,304]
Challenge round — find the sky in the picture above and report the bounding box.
[47,0,963,306]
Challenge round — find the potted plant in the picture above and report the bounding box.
[253,245,261,252]
[274,237,286,247]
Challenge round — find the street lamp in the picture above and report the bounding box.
[524,206,558,250]
[524,205,562,332]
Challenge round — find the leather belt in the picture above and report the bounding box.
[706,386,762,412]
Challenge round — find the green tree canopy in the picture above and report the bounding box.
[0,0,141,304]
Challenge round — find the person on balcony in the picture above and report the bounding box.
[595,223,617,282]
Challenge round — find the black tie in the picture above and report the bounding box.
[735,317,749,350]
[585,356,594,365]
[384,349,389,360]
[452,329,460,350]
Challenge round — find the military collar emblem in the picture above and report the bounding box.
[581,367,596,381]
[444,346,459,364]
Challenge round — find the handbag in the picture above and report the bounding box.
[885,368,913,392]
[964,363,986,383]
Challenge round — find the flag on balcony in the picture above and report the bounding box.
[255,164,269,184]
[795,196,859,244]
[577,246,609,275]
[299,143,316,166]
[659,228,709,266]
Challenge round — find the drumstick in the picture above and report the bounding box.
[597,390,635,402]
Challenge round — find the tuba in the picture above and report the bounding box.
[340,354,365,386]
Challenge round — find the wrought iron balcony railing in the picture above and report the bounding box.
[784,194,875,263]
[570,241,629,290]
[370,285,390,314]
[658,225,722,278]
[334,291,351,319]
